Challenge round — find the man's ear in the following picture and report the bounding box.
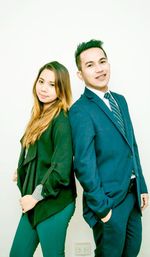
[77,70,83,81]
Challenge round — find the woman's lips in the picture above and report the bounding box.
[39,94,47,99]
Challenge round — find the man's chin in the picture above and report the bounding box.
[89,84,108,92]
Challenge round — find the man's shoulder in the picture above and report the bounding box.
[111,91,126,100]
[111,91,128,110]
[111,90,123,97]
[70,94,89,112]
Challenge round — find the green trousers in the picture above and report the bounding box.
[10,202,75,257]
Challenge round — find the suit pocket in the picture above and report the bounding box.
[103,181,122,197]
[102,209,113,225]
[101,208,116,226]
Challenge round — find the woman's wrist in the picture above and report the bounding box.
[32,184,44,202]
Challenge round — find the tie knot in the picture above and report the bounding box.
[104,92,111,99]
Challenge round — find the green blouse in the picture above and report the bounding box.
[17,111,76,227]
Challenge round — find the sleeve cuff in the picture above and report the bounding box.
[32,184,44,201]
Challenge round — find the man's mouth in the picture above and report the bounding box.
[95,74,106,80]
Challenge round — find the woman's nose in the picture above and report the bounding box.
[41,84,46,91]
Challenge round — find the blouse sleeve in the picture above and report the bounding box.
[41,112,73,198]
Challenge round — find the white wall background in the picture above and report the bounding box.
[0,0,150,256]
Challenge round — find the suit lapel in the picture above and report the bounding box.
[84,88,132,149]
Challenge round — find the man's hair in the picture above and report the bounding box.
[75,39,107,70]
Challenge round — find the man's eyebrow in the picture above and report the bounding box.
[100,57,107,61]
[85,57,107,65]
[85,61,94,65]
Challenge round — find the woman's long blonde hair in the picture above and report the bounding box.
[22,61,72,148]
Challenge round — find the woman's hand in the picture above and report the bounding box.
[19,195,38,213]
[12,170,17,182]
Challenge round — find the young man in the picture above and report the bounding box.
[69,39,149,257]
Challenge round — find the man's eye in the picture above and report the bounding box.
[87,64,93,68]
[100,60,107,64]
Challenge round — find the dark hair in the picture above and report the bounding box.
[75,39,107,70]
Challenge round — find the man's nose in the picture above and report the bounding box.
[95,64,103,72]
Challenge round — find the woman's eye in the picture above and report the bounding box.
[39,79,44,84]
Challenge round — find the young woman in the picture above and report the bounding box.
[10,61,76,257]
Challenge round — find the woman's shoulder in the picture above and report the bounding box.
[54,110,69,121]
[53,110,70,127]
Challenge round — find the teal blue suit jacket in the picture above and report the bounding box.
[69,87,147,227]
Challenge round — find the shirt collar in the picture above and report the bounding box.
[86,86,110,100]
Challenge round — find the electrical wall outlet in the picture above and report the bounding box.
[75,242,91,256]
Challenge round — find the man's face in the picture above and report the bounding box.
[78,47,110,92]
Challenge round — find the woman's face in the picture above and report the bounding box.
[36,69,57,107]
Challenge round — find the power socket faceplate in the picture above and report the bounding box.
[75,242,91,256]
